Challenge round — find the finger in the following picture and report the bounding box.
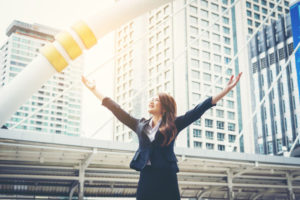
[230,75,234,82]
[228,75,234,84]
[82,75,87,83]
[236,72,242,81]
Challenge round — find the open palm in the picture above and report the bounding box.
[81,75,96,90]
[226,72,242,91]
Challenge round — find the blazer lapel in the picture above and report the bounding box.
[139,118,152,145]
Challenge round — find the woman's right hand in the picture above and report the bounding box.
[81,75,96,91]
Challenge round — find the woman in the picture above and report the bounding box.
[82,72,242,200]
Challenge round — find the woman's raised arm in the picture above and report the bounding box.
[175,72,242,133]
[81,75,138,132]
[81,75,106,103]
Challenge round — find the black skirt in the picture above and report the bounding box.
[136,166,180,200]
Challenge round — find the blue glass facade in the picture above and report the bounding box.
[290,0,300,99]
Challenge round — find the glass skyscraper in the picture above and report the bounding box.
[248,14,300,155]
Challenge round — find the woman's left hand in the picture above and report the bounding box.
[225,72,242,91]
[212,72,242,104]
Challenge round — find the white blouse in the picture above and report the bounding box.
[146,118,161,165]
[146,118,161,142]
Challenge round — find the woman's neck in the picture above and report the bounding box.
[151,115,162,128]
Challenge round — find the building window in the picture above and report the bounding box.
[216,109,224,118]
[190,26,199,35]
[224,47,231,55]
[203,73,211,82]
[193,129,202,138]
[222,0,228,5]
[206,143,214,150]
[227,100,234,109]
[213,43,221,53]
[190,16,198,24]
[248,28,253,34]
[217,133,225,141]
[267,141,273,154]
[227,111,235,120]
[224,37,230,44]
[276,139,282,152]
[228,123,235,131]
[228,134,236,143]
[200,9,209,18]
[212,33,220,42]
[211,3,219,11]
[201,19,209,27]
[191,48,199,56]
[223,27,230,34]
[213,24,220,32]
[205,131,214,140]
[192,70,200,79]
[274,121,278,134]
[247,10,252,17]
[190,5,198,14]
[254,5,259,11]
[191,59,199,68]
[193,119,201,126]
[246,1,251,8]
[205,119,213,128]
[262,8,267,14]
[201,0,208,8]
[214,65,222,74]
[222,17,229,25]
[194,141,202,148]
[284,118,287,131]
[213,54,221,63]
[217,121,224,130]
[203,62,211,71]
[218,145,225,151]
[192,81,200,91]
[202,40,210,48]
[247,19,253,26]
[202,51,210,60]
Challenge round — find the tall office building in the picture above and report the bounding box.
[113,0,240,152]
[248,14,300,155]
[0,20,84,136]
[114,17,149,142]
[234,0,290,153]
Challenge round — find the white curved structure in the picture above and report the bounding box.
[0,0,172,126]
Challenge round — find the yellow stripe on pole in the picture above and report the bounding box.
[71,21,97,49]
[56,31,83,60]
[41,44,68,72]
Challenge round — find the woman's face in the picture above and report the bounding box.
[148,95,163,116]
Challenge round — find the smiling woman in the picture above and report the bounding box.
[81,72,242,200]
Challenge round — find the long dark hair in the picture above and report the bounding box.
[158,93,177,146]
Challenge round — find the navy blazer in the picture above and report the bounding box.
[102,96,216,173]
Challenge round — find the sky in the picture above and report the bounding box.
[0,0,118,140]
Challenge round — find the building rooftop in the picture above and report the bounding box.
[6,20,58,41]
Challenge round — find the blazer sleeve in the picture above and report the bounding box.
[102,97,139,132]
[175,96,216,133]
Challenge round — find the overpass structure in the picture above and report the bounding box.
[0,129,300,200]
